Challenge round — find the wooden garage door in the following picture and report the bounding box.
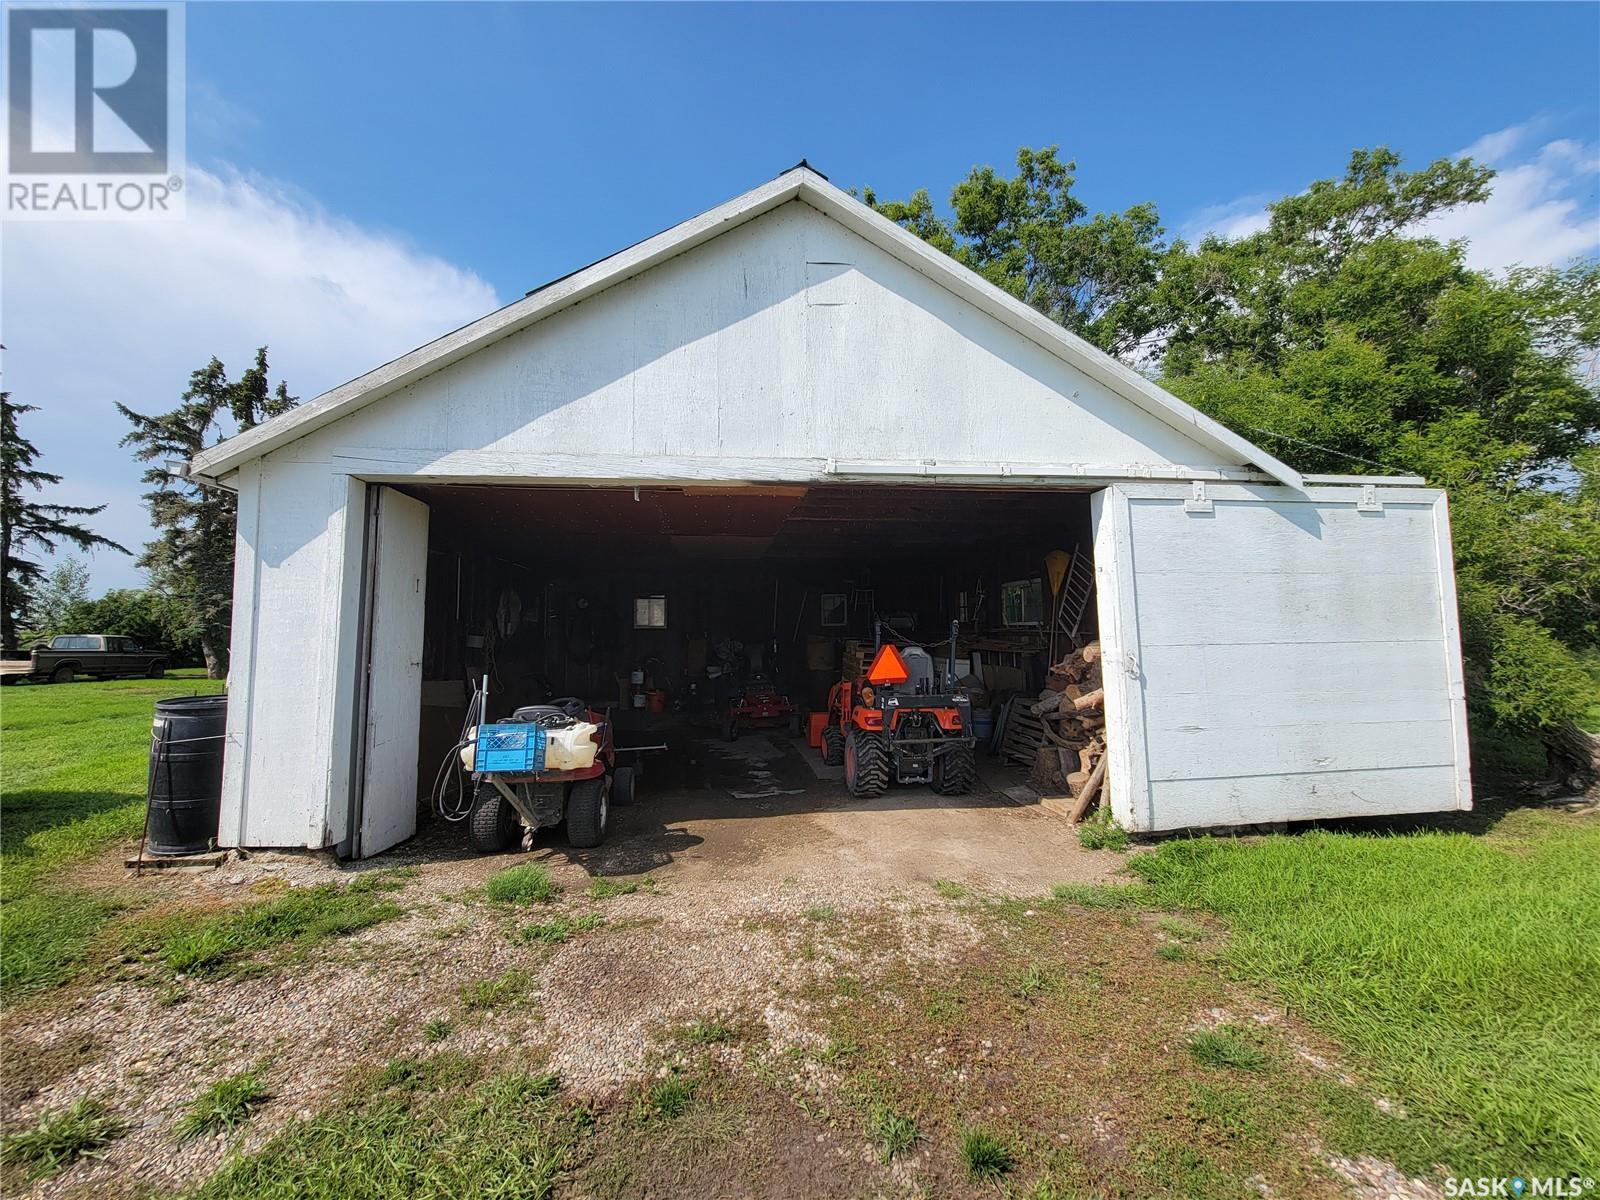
[1091,483,1471,832]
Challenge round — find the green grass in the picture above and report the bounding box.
[640,1074,696,1122]
[684,1017,734,1045]
[175,1069,271,1141]
[486,864,559,905]
[459,968,534,1011]
[1011,962,1050,1001]
[930,879,967,900]
[1077,809,1131,852]
[866,1103,917,1162]
[422,1018,452,1043]
[193,1060,587,1200]
[518,914,603,944]
[586,876,643,900]
[1130,810,1600,1176]
[816,1037,859,1065]
[1188,1028,1271,1073]
[803,904,836,922]
[1049,881,1150,910]
[0,1097,125,1179]
[145,881,404,975]
[958,1127,1015,1179]
[0,675,226,1000]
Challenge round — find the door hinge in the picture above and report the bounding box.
[1183,480,1213,513]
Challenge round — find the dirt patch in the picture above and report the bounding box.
[0,728,1133,1198]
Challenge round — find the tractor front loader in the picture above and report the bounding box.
[820,621,976,798]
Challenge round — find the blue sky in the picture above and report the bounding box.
[5,1,1599,591]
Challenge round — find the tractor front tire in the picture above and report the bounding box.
[931,742,977,796]
[566,777,610,848]
[844,729,889,798]
[820,726,845,766]
[468,782,520,853]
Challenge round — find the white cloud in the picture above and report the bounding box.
[1178,193,1273,244]
[1,166,500,590]
[1418,123,1600,272]
[1180,117,1600,273]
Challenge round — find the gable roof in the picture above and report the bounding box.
[189,165,1302,489]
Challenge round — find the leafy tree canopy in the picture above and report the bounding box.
[119,348,296,677]
[867,146,1600,739]
[0,391,127,647]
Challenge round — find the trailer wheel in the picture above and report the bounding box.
[51,664,75,684]
[612,765,637,806]
[566,777,609,848]
[931,743,977,796]
[820,726,845,766]
[844,729,889,798]
[468,782,520,853]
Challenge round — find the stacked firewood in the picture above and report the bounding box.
[1028,642,1109,819]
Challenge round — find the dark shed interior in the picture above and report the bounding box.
[397,483,1097,788]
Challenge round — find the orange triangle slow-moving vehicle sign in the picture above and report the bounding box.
[865,643,911,685]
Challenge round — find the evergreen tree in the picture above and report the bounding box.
[119,349,297,678]
[0,391,128,647]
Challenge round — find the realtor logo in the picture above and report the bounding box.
[3,3,185,219]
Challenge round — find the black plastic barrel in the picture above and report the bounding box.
[146,695,228,856]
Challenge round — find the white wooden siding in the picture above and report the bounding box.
[262,202,1240,479]
[1094,483,1471,831]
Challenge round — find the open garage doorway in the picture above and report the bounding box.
[355,482,1102,859]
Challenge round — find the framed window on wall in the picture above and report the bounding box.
[1001,578,1044,626]
[820,593,848,628]
[634,595,667,628]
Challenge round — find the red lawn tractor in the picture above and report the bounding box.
[466,698,635,852]
[818,622,976,798]
[722,673,799,741]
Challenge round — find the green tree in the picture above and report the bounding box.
[25,557,91,639]
[0,391,128,647]
[119,349,296,678]
[870,146,1600,745]
[862,146,1171,357]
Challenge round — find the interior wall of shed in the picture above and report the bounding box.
[402,484,1096,787]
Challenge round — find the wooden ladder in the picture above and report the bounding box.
[1047,545,1095,663]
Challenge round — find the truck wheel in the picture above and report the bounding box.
[820,726,845,766]
[844,729,889,798]
[612,765,637,806]
[51,665,75,684]
[147,661,167,679]
[468,782,520,853]
[931,743,977,796]
[566,777,609,848]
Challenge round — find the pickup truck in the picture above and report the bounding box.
[0,635,169,684]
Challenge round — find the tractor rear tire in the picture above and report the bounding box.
[820,726,845,766]
[469,782,520,853]
[844,729,889,798]
[566,777,609,848]
[931,742,977,795]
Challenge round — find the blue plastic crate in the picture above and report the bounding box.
[475,723,547,774]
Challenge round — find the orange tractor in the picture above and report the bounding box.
[819,621,976,797]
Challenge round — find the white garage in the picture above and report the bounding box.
[188,163,1471,857]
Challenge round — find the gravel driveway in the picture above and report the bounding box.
[3,726,1122,1199]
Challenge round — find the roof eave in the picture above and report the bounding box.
[191,165,1303,490]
